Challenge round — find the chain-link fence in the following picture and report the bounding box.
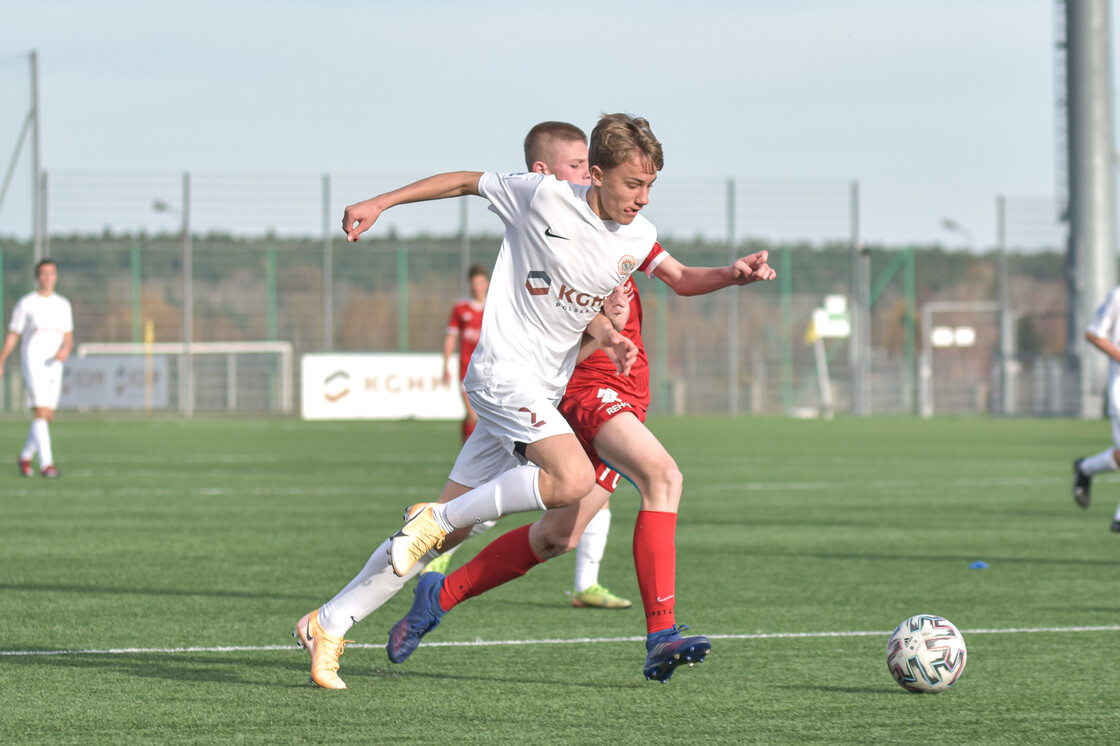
[0,170,1074,417]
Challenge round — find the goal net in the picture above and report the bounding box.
[70,341,293,414]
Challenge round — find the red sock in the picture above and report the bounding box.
[440,524,541,610]
[633,510,677,634]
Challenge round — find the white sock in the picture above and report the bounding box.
[31,418,52,467]
[434,519,497,564]
[1114,500,1120,523]
[439,465,544,530]
[317,537,422,637]
[20,422,37,461]
[1081,448,1118,477]
[574,508,611,592]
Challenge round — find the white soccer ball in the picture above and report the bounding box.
[886,614,967,693]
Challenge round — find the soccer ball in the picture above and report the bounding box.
[886,614,967,693]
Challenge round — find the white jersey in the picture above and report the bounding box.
[9,291,73,372]
[465,171,664,400]
[1088,287,1120,383]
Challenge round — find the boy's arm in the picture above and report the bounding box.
[56,331,73,363]
[343,171,485,242]
[653,250,776,296]
[442,330,458,385]
[1086,330,1120,363]
[576,285,631,366]
[0,331,19,378]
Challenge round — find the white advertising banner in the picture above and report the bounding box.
[301,353,466,421]
[60,356,169,410]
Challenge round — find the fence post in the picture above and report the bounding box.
[726,178,738,415]
[397,242,409,351]
[181,171,193,418]
[322,173,333,352]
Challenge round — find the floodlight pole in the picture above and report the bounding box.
[152,177,193,418]
[996,196,1016,415]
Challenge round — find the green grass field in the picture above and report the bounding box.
[2,414,1120,744]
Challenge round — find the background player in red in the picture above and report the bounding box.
[442,264,489,443]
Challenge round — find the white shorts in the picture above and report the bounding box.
[23,358,63,410]
[448,382,573,489]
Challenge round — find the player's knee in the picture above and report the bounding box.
[542,460,595,508]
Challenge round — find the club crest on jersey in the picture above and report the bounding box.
[525,270,551,296]
[618,255,637,274]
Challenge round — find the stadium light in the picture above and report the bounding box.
[940,217,975,249]
[151,182,193,418]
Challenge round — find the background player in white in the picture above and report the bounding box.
[293,113,652,689]
[1073,285,1120,530]
[424,121,632,610]
[0,259,74,478]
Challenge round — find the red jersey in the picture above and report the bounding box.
[565,275,650,410]
[447,298,484,381]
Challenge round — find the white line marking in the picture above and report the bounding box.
[4,625,1118,657]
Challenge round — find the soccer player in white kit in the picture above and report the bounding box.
[0,259,74,478]
[1073,286,1120,530]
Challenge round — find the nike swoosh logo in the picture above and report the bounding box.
[544,227,570,240]
[656,595,675,603]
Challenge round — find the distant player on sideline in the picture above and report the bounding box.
[423,121,631,611]
[443,264,490,444]
[0,259,73,478]
[1072,285,1120,531]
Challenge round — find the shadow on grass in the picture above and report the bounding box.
[770,683,905,695]
[701,548,1120,569]
[0,582,305,601]
[1,652,311,688]
[1,651,636,690]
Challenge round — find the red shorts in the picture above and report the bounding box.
[558,381,648,495]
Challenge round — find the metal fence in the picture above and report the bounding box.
[0,170,1073,417]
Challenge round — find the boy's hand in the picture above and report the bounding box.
[730,250,777,285]
[342,199,384,242]
[602,284,631,331]
[601,330,638,376]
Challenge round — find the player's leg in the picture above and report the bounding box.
[572,499,631,609]
[294,421,523,688]
[33,407,58,477]
[294,481,473,689]
[389,388,593,576]
[591,414,709,682]
[26,362,62,477]
[18,413,36,477]
[387,486,612,663]
[1073,407,1120,512]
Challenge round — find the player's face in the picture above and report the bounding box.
[469,273,489,301]
[590,154,657,225]
[545,141,590,186]
[36,263,58,294]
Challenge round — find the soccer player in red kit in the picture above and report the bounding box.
[442,264,489,443]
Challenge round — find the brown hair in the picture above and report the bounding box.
[588,113,663,172]
[523,121,587,170]
[467,263,489,280]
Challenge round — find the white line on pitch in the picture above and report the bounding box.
[4,625,1119,657]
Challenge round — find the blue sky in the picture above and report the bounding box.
[1,0,1089,248]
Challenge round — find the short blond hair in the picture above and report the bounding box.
[523,121,587,170]
[588,113,663,172]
